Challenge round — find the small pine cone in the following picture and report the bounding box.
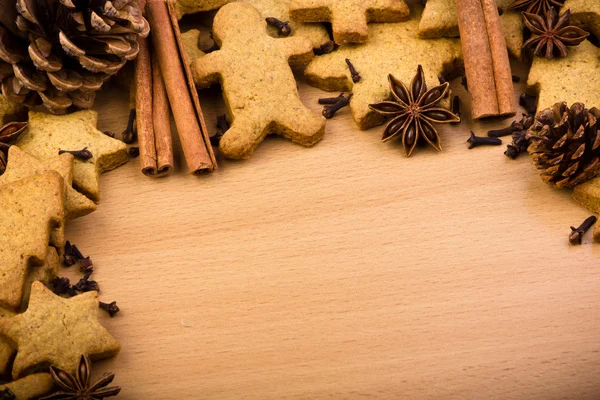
[527,102,600,189]
[0,0,149,114]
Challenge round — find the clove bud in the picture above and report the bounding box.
[59,148,93,161]
[569,216,597,245]
[265,17,291,36]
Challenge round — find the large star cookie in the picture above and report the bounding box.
[0,146,96,219]
[304,11,463,129]
[418,0,523,59]
[562,0,600,39]
[192,3,326,159]
[0,373,54,399]
[16,110,128,201]
[290,0,410,43]
[0,171,65,311]
[528,40,600,111]
[0,282,121,379]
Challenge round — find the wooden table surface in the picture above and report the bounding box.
[63,58,600,399]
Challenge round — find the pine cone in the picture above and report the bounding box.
[527,102,600,189]
[0,0,149,114]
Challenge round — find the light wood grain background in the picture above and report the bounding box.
[60,51,600,398]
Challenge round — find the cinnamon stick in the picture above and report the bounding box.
[151,52,174,174]
[456,0,516,119]
[134,36,158,175]
[146,0,216,174]
[481,0,516,116]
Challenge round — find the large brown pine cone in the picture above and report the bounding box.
[527,102,600,189]
[0,0,149,113]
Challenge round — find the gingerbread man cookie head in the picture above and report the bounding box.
[212,2,267,45]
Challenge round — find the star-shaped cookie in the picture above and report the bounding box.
[175,0,229,18]
[528,40,600,111]
[418,0,523,59]
[304,10,463,129]
[0,171,65,311]
[289,0,410,44]
[0,282,121,379]
[0,373,54,399]
[0,246,55,373]
[562,0,600,39]
[0,146,97,219]
[16,110,128,202]
[0,307,15,376]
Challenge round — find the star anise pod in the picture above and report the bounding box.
[510,0,564,15]
[522,9,589,59]
[0,121,27,174]
[40,354,121,400]
[369,65,460,157]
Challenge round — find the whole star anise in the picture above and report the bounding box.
[40,355,121,400]
[510,0,565,15]
[522,9,590,58]
[369,65,460,157]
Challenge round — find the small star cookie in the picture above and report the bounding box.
[304,10,463,129]
[418,0,523,59]
[289,0,410,44]
[175,0,229,18]
[192,3,326,159]
[528,40,600,111]
[0,307,15,376]
[0,373,54,399]
[16,110,128,202]
[0,146,97,219]
[0,171,65,311]
[0,282,121,379]
[562,0,600,39]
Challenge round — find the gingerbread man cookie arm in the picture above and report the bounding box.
[191,51,227,89]
[304,51,355,93]
[277,36,315,66]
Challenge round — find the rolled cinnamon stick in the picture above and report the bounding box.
[151,52,174,174]
[456,0,516,119]
[481,0,516,116]
[134,36,158,176]
[456,0,498,119]
[146,0,215,174]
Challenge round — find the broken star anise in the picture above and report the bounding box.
[39,355,121,400]
[369,65,460,157]
[522,9,590,59]
[510,0,565,15]
[0,121,27,174]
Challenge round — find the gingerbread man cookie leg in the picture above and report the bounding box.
[192,3,326,160]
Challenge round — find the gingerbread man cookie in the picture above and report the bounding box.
[289,0,410,43]
[192,3,326,159]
